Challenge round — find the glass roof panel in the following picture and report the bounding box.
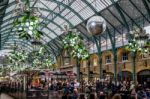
[48,32,57,39]
[1,0,116,45]
[108,6,124,25]
[68,15,82,26]
[1,25,12,32]
[8,0,15,4]
[5,4,15,13]
[2,13,16,26]
[1,21,11,28]
[54,29,62,35]
[39,18,43,23]
[4,41,32,49]
[3,14,12,21]
[42,28,57,39]
[35,1,58,10]
[131,0,147,15]
[118,0,141,20]
[1,29,10,34]
[34,2,47,9]
[0,6,5,9]
[39,10,49,17]
[47,23,58,30]
[61,9,70,16]
[70,1,87,12]
[79,7,95,20]
[86,0,111,12]
[101,9,121,27]
[47,14,55,21]
[42,36,51,43]
[64,11,74,20]
[1,0,149,54]
[53,16,65,25]
[54,39,62,44]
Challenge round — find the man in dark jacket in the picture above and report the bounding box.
[96,80,100,93]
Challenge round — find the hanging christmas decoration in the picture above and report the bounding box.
[13,0,43,40]
[63,26,89,60]
[86,16,106,35]
[126,27,150,55]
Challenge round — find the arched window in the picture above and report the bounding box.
[105,55,111,64]
[122,52,128,62]
[93,58,98,66]
[83,61,87,68]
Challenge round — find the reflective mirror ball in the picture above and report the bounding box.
[86,16,106,35]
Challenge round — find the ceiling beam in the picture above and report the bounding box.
[129,0,150,23]
[110,0,130,32]
[142,0,150,17]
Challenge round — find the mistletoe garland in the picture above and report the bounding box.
[32,46,55,70]
[41,58,54,69]
[14,11,43,40]
[63,30,89,60]
[7,47,29,73]
[3,45,55,76]
[9,50,28,64]
[13,0,43,40]
[125,27,150,55]
[125,39,139,52]
[0,63,23,76]
[0,66,10,76]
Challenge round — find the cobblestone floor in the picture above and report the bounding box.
[0,93,14,99]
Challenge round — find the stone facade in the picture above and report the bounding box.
[56,48,150,81]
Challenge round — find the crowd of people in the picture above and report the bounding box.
[0,81,24,93]
[0,78,150,99]
[46,79,150,99]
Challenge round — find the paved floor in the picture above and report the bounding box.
[0,93,14,99]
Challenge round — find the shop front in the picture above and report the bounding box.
[118,71,132,81]
[59,65,77,80]
[137,70,150,84]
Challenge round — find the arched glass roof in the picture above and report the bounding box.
[0,0,150,56]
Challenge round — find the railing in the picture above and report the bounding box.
[0,85,49,99]
[27,90,49,99]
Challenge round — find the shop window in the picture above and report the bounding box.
[105,55,111,64]
[63,57,70,65]
[122,52,128,61]
[93,58,98,66]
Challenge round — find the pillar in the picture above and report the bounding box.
[23,75,26,91]
[87,59,90,81]
[131,52,136,84]
[76,59,80,81]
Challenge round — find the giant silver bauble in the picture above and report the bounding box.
[86,16,106,35]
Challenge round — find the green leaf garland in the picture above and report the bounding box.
[14,13,43,40]
[63,30,89,60]
[126,27,150,54]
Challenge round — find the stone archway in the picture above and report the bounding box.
[137,70,150,84]
[118,71,132,81]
